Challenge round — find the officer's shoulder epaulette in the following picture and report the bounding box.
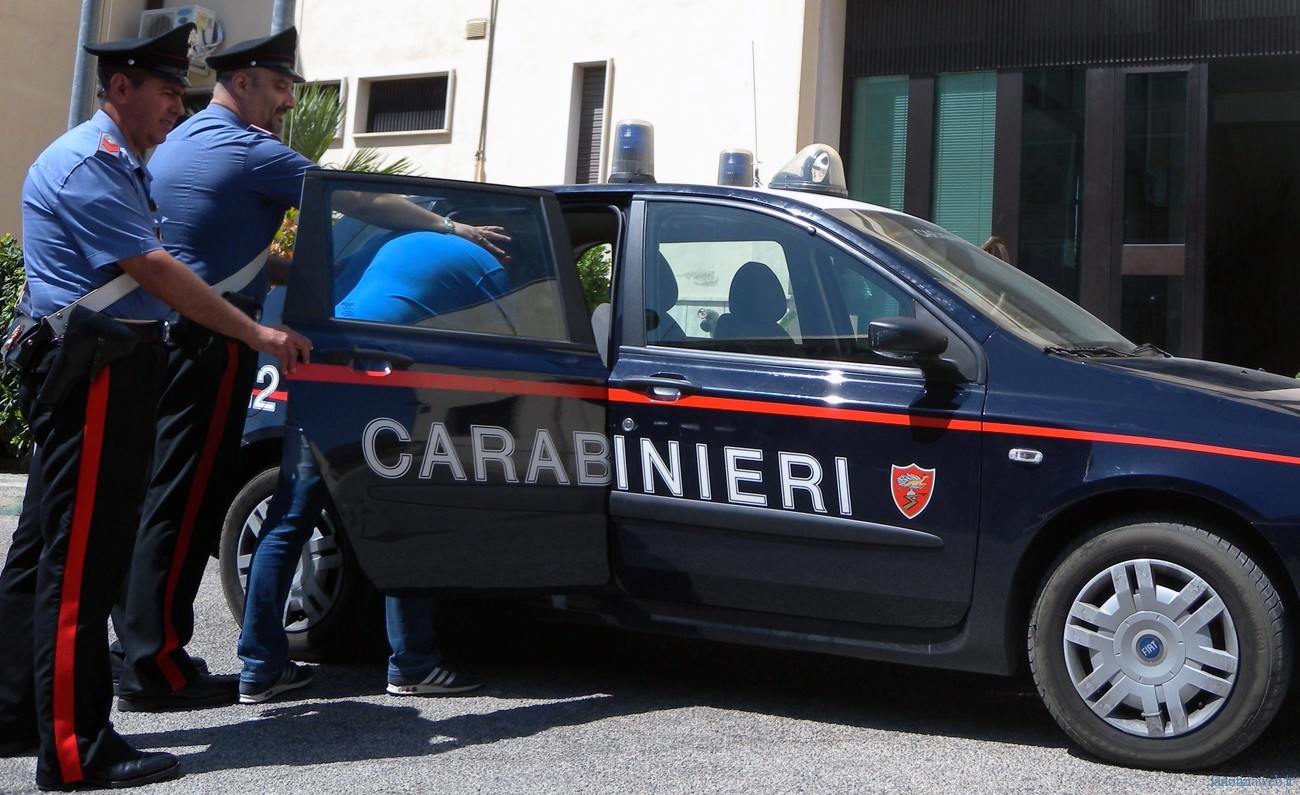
[96,131,123,156]
[90,131,132,167]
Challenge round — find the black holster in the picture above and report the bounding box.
[169,292,262,348]
[37,306,141,408]
[2,314,54,375]
[223,291,263,322]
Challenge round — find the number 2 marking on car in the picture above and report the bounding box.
[250,364,281,412]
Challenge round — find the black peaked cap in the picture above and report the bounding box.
[205,26,304,82]
[85,22,196,86]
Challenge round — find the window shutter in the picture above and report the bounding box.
[574,66,607,184]
[849,75,909,210]
[932,72,996,245]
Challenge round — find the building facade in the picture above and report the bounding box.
[5,0,1300,373]
[840,0,1300,371]
[0,0,844,239]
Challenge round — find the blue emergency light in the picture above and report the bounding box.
[608,119,656,183]
[717,148,755,187]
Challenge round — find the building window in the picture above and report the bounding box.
[849,75,908,210]
[1018,68,1086,302]
[932,72,997,245]
[573,64,608,184]
[364,75,450,133]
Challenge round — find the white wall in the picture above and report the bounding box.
[0,0,846,237]
[296,0,826,187]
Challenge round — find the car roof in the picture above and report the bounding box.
[542,181,901,219]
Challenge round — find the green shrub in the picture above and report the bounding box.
[0,234,31,465]
[577,244,612,314]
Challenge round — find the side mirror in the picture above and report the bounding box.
[868,317,948,360]
[868,317,963,382]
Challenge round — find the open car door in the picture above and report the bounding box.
[282,171,610,593]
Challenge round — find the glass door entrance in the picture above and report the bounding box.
[1120,70,1201,355]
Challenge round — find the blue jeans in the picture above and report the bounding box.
[237,425,326,687]
[385,596,442,681]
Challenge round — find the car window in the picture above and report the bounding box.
[643,201,916,364]
[828,208,1133,351]
[325,184,568,341]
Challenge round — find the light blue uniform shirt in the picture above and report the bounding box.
[149,104,317,304]
[21,110,169,320]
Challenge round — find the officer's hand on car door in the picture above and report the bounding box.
[249,323,312,373]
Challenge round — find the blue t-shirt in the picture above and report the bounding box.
[335,231,511,323]
[149,104,317,303]
[21,110,168,320]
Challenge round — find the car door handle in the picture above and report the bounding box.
[318,347,415,370]
[623,375,700,401]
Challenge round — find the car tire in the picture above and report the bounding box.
[219,466,380,661]
[1028,516,1291,770]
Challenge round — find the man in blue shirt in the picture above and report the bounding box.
[0,24,311,791]
[239,229,506,703]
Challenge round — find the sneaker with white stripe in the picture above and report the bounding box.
[239,662,315,704]
[386,666,481,696]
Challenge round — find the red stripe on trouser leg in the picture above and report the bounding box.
[156,340,240,690]
[53,367,112,784]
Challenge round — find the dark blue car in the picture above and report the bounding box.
[220,155,1299,770]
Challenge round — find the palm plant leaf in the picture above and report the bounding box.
[282,83,343,163]
[334,149,421,175]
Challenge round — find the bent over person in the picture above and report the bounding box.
[239,229,507,702]
[0,24,311,791]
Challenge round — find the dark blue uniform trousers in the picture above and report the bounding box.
[113,330,257,695]
[0,336,165,787]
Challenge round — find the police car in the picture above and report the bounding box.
[220,141,1300,771]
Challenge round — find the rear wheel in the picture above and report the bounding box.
[1028,516,1291,769]
[219,466,379,661]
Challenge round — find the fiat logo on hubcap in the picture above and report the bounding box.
[1137,634,1163,662]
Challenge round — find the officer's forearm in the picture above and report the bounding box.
[118,249,265,342]
[333,191,450,232]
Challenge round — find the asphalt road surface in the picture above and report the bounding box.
[2,499,1300,794]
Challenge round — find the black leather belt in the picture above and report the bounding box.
[118,318,171,344]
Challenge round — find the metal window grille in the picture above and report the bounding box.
[366,76,448,133]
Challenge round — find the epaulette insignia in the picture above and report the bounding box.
[98,132,121,155]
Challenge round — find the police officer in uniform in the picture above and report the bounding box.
[110,26,507,711]
[109,26,317,713]
[0,24,311,790]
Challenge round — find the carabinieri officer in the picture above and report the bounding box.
[0,24,311,791]
[110,25,318,713]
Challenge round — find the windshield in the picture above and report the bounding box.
[828,208,1135,352]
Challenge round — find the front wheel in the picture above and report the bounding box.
[1028,516,1291,769]
[219,466,379,661]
